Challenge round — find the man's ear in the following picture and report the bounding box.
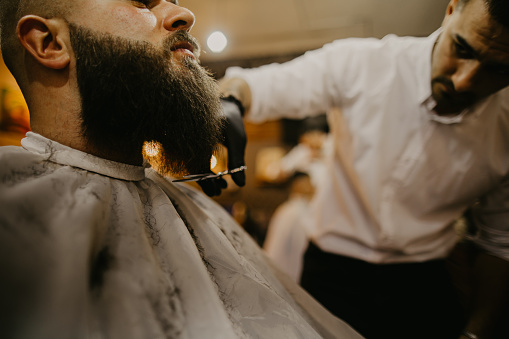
[16,15,70,70]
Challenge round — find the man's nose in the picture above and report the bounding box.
[451,59,481,92]
[162,3,195,32]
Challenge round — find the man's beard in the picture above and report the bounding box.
[69,24,224,176]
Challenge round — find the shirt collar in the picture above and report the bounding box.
[417,28,442,106]
[21,132,147,181]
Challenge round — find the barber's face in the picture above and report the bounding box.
[431,0,509,115]
[68,1,224,176]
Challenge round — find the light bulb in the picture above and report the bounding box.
[207,31,228,53]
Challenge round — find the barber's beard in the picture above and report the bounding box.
[431,76,476,115]
[69,24,224,176]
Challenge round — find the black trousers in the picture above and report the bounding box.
[300,242,464,339]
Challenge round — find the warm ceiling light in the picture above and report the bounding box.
[207,31,228,53]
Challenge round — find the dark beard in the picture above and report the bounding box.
[431,76,475,115]
[69,24,224,176]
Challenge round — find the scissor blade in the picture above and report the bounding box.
[172,166,247,183]
[172,175,215,183]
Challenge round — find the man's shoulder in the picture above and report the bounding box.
[325,32,431,54]
[0,145,51,187]
[482,87,509,121]
[0,144,25,154]
[497,87,509,107]
[319,33,433,77]
[0,144,39,170]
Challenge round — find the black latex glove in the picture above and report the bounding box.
[197,96,247,197]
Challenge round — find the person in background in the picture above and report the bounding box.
[279,129,330,188]
[263,128,330,282]
[219,0,509,338]
[264,172,316,282]
[0,0,363,338]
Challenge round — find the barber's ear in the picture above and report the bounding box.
[442,0,459,26]
[446,0,460,15]
[17,15,70,70]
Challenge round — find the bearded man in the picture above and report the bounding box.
[0,1,362,338]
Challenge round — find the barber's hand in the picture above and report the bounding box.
[197,96,247,197]
[196,176,228,197]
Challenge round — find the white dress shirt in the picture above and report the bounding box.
[226,31,509,263]
[0,132,362,339]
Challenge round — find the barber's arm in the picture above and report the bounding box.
[461,185,509,339]
[204,44,348,197]
[207,43,341,196]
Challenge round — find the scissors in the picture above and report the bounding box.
[173,166,247,183]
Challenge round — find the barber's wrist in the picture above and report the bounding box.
[221,95,245,116]
[218,77,252,113]
[461,330,479,339]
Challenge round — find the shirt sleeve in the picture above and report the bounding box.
[470,177,509,261]
[224,38,372,123]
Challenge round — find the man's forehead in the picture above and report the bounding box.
[71,0,180,5]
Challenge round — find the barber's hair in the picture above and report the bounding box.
[0,0,71,73]
[459,0,509,28]
[484,0,509,28]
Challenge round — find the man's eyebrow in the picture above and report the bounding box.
[455,34,479,57]
[456,33,509,70]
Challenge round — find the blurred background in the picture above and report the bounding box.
[0,0,450,245]
[181,0,448,73]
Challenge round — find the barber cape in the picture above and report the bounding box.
[0,132,361,339]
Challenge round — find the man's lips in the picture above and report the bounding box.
[171,41,196,58]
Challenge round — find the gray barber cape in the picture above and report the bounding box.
[0,132,362,339]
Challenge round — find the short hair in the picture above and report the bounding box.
[484,0,509,28]
[0,0,71,73]
[458,0,509,29]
